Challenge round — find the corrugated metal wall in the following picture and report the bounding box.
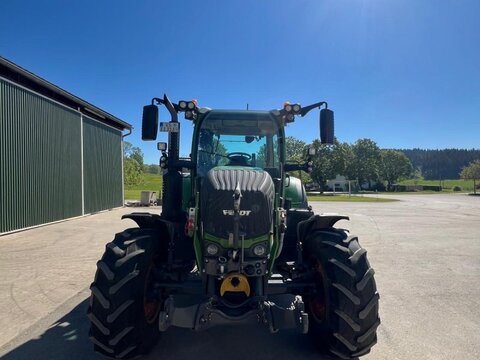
[83,116,123,214]
[0,79,83,233]
[0,79,124,234]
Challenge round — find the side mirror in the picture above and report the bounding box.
[142,105,159,140]
[320,108,334,144]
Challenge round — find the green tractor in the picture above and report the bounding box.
[88,95,380,359]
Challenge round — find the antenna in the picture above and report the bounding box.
[246,103,249,110]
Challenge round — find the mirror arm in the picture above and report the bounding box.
[151,96,181,114]
[284,163,300,172]
[284,158,313,173]
[300,101,328,117]
[151,97,163,105]
[163,94,179,122]
[284,163,306,172]
[173,159,194,169]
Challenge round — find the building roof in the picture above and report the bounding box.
[0,56,131,131]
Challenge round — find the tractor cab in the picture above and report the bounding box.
[193,110,282,179]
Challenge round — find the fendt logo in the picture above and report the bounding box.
[222,210,252,216]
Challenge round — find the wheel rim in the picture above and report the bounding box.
[143,262,161,324]
[309,258,328,323]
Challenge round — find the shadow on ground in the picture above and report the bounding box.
[1,298,343,360]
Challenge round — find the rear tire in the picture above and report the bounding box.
[303,228,380,359]
[88,228,167,359]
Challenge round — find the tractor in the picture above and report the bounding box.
[88,95,380,359]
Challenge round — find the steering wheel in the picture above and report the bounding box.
[227,152,252,166]
[227,152,252,161]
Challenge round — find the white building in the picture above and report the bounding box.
[326,175,360,192]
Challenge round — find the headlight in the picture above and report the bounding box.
[187,101,195,110]
[293,104,301,113]
[285,104,292,112]
[206,243,219,256]
[253,244,267,256]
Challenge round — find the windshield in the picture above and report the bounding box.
[196,115,280,177]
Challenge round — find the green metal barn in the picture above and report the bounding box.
[0,57,132,234]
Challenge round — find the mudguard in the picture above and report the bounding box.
[122,212,172,230]
[297,213,349,243]
[122,212,195,262]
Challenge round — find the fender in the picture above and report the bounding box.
[122,212,195,263]
[297,213,349,243]
[122,212,173,230]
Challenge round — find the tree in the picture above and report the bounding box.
[350,139,381,189]
[400,148,480,180]
[124,141,145,170]
[284,136,313,182]
[307,138,355,192]
[460,159,480,194]
[331,140,354,180]
[285,136,307,160]
[123,141,145,186]
[380,150,412,191]
[310,139,335,192]
[123,157,143,186]
[123,141,133,157]
[144,164,160,175]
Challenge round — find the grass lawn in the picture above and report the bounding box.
[126,175,399,202]
[308,195,398,202]
[124,173,163,200]
[397,179,475,192]
[125,176,474,202]
[381,191,446,195]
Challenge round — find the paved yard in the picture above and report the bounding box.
[0,194,479,360]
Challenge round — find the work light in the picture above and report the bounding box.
[178,101,187,110]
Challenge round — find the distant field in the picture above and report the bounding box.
[124,173,163,200]
[397,179,475,191]
[308,195,398,202]
[124,176,475,202]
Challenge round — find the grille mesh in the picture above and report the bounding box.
[201,168,274,240]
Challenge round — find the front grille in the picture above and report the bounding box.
[200,168,274,240]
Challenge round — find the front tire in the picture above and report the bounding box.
[88,228,167,359]
[303,228,380,359]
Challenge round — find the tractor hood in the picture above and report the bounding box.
[200,166,274,241]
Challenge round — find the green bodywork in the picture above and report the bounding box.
[179,110,307,274]
[181,175,191,211]
[203,233,270,249]
[285,176,308,209]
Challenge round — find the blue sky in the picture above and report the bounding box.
[1,0,479,164]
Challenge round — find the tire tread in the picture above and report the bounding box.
[304,228,380,359]
[88,228,163,359]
